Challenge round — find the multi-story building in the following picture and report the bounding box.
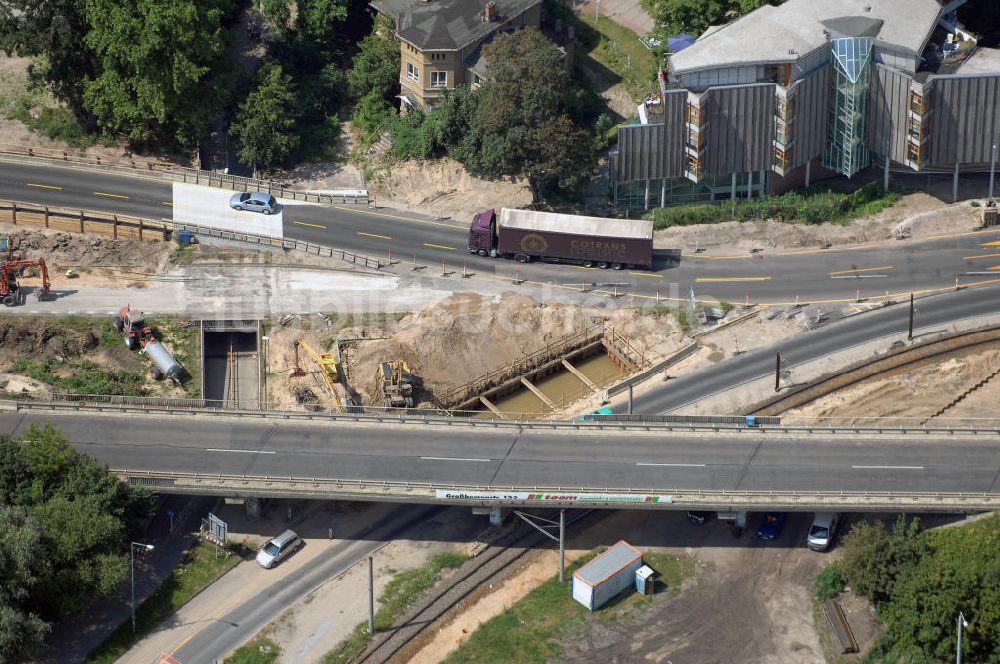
[371,0,543,111]
[610,0,1000,208]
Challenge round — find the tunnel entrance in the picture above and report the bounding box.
[201,320,261,409]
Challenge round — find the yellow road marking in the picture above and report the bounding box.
[333,206,465,230]
[424,242,455,250]
[981,239,1000,246]
[166,632,198,658]
[775,248,829,256]
[568,265,596,270]
[829,265,893,275]
[987,266,1000,271]
[629,272,662,278]
[358,231,391,240]
[94,191,129,199]
[161,201,173,206]
[26,183,62,190]
[963,252,1000,260]
[695,276,772,282]
[691,254,751,260]
[293,220,325,229]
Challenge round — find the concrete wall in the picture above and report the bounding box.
[867,63,912,162]
[788,65,831,169]
[925,73,1000,166]
[704,84,775,174]
[680,65,760,90]
[873,46,919,73]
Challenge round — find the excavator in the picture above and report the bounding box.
[375,360,415,409]
[295,341,343,411]
[1,246,51,307]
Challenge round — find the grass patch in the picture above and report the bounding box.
[146,317,201,397]
[650,181,900,229]
[12,357,147,396]
[321,551,466,664]
[84,541,242,664]
[224,637,282,664]
[443,549,696,664]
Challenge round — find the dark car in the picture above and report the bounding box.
[229,191,279,214]
[756,512,787,540]
[687,511,713,524]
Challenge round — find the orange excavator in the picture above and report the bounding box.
[1,257,51,307]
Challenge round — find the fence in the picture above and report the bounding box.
[0,144,177,175]
[163,167,369,205]
[0,199,170,242]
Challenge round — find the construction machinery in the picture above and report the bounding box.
[375,360,415,409]
[296,341,342,411]
[1,237,52,307]
[112,305,183,382]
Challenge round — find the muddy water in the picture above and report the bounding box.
[482,352,625,417]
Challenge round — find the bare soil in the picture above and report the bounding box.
[264,292,685,411]
[656,193,982,256]
[785,342,1000,426]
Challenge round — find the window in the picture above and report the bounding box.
[406,62,419,82]
[686,102,700,126]
[430,71,447,88]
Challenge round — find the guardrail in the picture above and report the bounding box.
[11,399,1000,435]
[0,144,178,176]
[112,469,999,510]
[604,341,700,399]
[172,221,385,269]
[163,167,369,205]
[0,199,171,242]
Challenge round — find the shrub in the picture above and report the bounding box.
[815,563,845,601]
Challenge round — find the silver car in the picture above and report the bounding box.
[256,529,302,568]
[230,191,279,214]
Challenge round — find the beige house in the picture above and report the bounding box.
[371,0,543,111]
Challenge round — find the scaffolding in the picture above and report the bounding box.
[823,36,874,178]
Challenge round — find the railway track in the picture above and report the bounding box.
[751,324,1000,416]
[357,509,596,664]
[225,334,240,409]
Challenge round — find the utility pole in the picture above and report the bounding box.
[908,293,915,341]
[774,353,781,392]
[956,611,968,664]
[559,509,566,584]
[989,143,997,203]
[368,556,375,634]
[883,138,891,192]
[627,384,633,415]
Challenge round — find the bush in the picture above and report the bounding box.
[815,563,845,601]
[352,91,393,139]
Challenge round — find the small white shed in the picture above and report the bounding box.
[572,540,643,611]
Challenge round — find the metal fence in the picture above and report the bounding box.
[0,199,170,242]
[163,167,369,205]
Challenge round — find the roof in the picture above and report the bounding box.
[670,0,943,74]
[573,541,643,587]
[372,0,541,50]
[499,209,653,240]
[956,47,1000,75]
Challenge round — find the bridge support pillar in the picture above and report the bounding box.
[245,497,261,519]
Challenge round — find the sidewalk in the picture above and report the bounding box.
[30,495,217,664]
[575,0,655,35]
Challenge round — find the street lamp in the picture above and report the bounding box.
[261,335,270,410]
[956,611,969,664]
[131,542,155,633]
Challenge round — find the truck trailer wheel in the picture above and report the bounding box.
[2,294,15,307]
[611,263,623,270]
[478,249,487,257]
[583,260,594,268]
[597,261,609,269]
[515,254,530,263]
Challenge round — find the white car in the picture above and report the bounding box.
[256,529,302,568]
[807,513,840,551]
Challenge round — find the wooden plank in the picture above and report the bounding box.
[561,358,598,392]
[479,396,507,419]
[520,376,555,408]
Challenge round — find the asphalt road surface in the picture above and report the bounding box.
[4,160,1000,304]
[2,409,998,495]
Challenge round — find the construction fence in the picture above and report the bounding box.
[0,199,170,242]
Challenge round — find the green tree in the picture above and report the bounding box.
[82,0,235,147]
[0,505,50,660]
[458,28,595,199]
[298,0,349,53]
[642,0,782,36]
[0,0,97,115]
[230,62,301,173]
[347,16,400,103]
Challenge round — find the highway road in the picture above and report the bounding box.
[4,159,1000,304]
[1,408,998,498]
[625,281,1000,414]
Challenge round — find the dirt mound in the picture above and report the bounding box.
[0,319,101,361]
[374,158,533,221]
[265,293,684,409]
[1,226,172,271]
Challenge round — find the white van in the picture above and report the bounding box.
[807,513,840,551]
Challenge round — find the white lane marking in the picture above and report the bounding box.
[636,462,707,467]
[851,465,924,470]
[421,456,491,462]
[206,448,276,454]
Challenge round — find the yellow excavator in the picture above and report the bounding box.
[295,341,343,411]
[375,360,415,409]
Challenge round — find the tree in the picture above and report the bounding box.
[0,506,50,661]
[0,0,97,115]
[642,0,782,36]
[82,0,235,147]
[457,28,595,199]
[298,0,349,54]
[347,16,400,103]
[230,63,301,173]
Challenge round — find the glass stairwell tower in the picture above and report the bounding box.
[823,36,874,178]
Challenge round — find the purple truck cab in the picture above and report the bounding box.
[468,209,497,257]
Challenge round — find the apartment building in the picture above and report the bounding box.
[610,0,1000,208]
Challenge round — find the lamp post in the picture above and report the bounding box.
[956,611,968,664]
[261,335,269,410]
[989,143,996,203]
[131,542,155,633]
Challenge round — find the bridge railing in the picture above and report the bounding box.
[162,167,369,205]
[111,469,999,510]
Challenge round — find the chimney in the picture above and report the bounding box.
[484,0,496,22]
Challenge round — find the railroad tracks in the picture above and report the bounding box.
[357,509,595,664]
